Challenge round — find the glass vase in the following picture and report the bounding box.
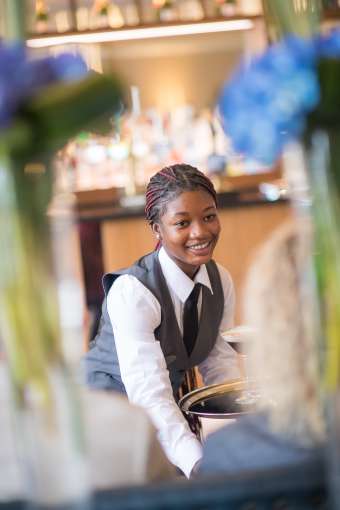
[0,145,89,508]
[299,125,340,509]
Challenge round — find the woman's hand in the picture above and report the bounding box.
[190,459,202,478]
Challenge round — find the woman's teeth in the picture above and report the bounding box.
[188,241,210,250]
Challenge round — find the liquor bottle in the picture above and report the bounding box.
[35,0,49,33]
[152,0,178,22]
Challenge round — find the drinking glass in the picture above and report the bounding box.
[221,326,259,407]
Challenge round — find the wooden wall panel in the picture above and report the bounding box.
[214,203,292,321]
[101,217,154,272]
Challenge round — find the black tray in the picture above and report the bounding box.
[178,380,257,419]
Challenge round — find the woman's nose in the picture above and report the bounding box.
[189,221,207,238]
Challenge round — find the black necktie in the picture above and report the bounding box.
[183,284,201,357]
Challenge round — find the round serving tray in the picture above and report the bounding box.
[178,379,257,419]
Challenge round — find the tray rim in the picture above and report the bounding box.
[178,378,249,418]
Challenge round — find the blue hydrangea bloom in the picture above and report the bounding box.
[0,43,88,129]
[48,53,88,81]
[218,30,340,165]
[315,28,340,58]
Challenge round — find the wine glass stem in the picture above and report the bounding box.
[238,354,248,383]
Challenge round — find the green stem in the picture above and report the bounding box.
[262,0,321,41]
[0,145,62,405]
[305,128,340,389]
[4,0,26,41]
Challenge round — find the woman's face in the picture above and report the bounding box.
[152,189,220,278]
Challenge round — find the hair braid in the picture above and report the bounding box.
[145,164,217,226]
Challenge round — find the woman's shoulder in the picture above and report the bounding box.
[213,261,234,288]
[108,274,160,312]
[109,273,155,298]
[208,262,234,305]
[111,273,143,288]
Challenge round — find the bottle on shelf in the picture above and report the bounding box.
[120,1,140,26]
[35,0,49,34]
[215,0,238,17]
[91,0,110,29]
[152,0,179,22]
[177,0,205,21]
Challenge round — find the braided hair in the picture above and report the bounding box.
[145,164,217,226]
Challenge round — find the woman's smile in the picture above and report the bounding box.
[186,239,213,255]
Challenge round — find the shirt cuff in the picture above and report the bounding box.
[174,437,202,478]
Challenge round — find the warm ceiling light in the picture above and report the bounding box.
[27,19,254,48]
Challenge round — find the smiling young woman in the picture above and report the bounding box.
[84,164,240,478]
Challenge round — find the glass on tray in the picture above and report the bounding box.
[221,325,260,406]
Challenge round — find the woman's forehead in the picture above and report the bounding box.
[162,189,216,216]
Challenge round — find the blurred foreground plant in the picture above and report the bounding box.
[0,42,123,504]
[218,9,340,505]
[262,0,321,41]
[218,22,340,386]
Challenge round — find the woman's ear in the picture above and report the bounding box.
[152,223,161,240]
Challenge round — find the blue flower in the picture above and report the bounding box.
[315,29,340,58]
[48,53,88,81]
[218,30,340,165]
[0,43,27,128]
[0,43,88,130]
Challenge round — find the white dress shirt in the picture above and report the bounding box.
[107,247,240,477]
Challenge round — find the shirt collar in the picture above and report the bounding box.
[158,246,213,303]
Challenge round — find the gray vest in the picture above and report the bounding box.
[84,251,224,395]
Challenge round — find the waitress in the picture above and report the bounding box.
[85,164,240,477]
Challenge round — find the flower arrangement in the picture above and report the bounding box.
[0,43,123,402]
[218,29,340,165]
[0,41,124,503]
[218,12,340,504]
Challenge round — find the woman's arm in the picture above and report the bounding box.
[107,275,202,478]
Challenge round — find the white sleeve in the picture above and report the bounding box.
[107,275,202,478]
[198,264,241,385]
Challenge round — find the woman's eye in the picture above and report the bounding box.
[175,221,189,228]
[204,214,216,222]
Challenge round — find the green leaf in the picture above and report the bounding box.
[308,58,340,128]
[11,72,125,161]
